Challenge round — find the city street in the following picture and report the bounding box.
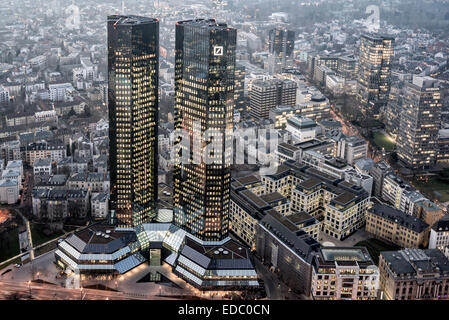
[0,251,238,300]
[253,257,307,300]
[0,279,175,300]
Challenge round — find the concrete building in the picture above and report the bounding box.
[297,94,330,122]
[256,210,320,296]
[249,79,297,120]
[397,76,442,170]
[67,172,110,193]
[33,158,52,176]
[57,156,89,175]
[263,161,370,240]
[429,216,449,251]
[91,192,109,220]
[311,247,379,300]
[0,178,19,204]
[369,160,392,198]
[32,188,89,220]
[49,83,74,102]
[344,169,373,196]
[337,136,368,165]
[21,141,66,165]
[379,248,449,300]
[366,203,429,248]
[285,116,317,143]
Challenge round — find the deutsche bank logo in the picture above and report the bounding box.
[214,46,223,56]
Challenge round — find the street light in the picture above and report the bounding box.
[27,280,31,297]
[80,287,83,300]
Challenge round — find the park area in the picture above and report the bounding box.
[355,238,400,265]
[0,228,20,263]
[413,174,449,203]
[372,131,396,151]
[0,223,65,269]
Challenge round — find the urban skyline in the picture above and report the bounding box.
[0,0,448,304]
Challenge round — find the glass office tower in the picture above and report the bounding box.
[397,76,442,170]
[174,19,236,241]
[267,27,295,74]
[108,15,159,227]
[356,34,394,115]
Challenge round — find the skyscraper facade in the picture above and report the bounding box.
[234,62,246,112]
[173,19,236,241]
[397,76,442,171]
[108,15,159,227]
[250,78,297,120]
[267,27,295,74]
[356,34,394,115]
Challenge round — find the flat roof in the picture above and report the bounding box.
[297,177,322,190]
[235,175,261,186]
[260,192,287,205]
[331,191,358,206]
[74,224,136,247]
[241,189,269,209]
[108,15,158,25]
[287,211,316,225]
[321,247,372,262]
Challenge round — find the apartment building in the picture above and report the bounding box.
[366,203,429,248]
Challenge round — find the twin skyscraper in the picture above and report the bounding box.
[108,16,236,242]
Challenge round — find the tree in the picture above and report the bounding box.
[389,152,398,163]
[83,106,91,118]
[67,108,76,117]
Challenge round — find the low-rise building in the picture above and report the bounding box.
[5,160,23,181]
[34,174,68,189]
[67,172,110,193]
[1,169,21,190]
[429,216,449,250]
[337,136,368,165]
[311,247,379,300]
[32,188,89,220]
[276,142,301,163]
[379,248,449,300]
[366,203,429,248]
[324,189,370,240]
[0,178,19,204]
[57,156,89,174]
[56,222,260,290]
[256,210,320,295]
[285,211,320,241]
[22,141,66,165]
[413,200,445,229]
[91,192,109,220]
[285,116,317,143]
[301,151,351,179]
[33,158,52,175]
[264,161,370,240]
